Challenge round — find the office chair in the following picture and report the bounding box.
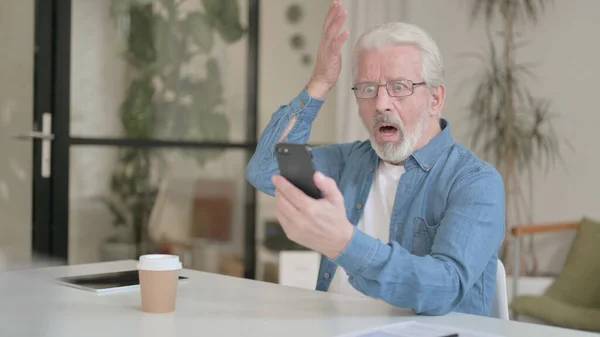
[491,259,510,320]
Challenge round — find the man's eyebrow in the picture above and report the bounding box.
[384,76,410,81]
[355,76,412,83]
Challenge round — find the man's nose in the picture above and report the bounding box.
[374,85,392,112]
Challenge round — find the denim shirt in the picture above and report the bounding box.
[246,88,506,316]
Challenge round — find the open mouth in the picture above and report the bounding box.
[374,122,400,142]
[378,123,398,135]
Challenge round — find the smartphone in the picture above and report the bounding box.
[275,143,322,199]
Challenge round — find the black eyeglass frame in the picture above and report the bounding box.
[351,79,426,99]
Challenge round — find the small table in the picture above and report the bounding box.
[0,260,596,337]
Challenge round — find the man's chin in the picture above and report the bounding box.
[370,138,413,163]
[372,138,401,150]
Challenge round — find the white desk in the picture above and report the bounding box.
[0,260,597,337]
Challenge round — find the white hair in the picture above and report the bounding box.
[352,22,444,90]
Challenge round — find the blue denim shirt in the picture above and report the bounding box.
[246,88,506,316]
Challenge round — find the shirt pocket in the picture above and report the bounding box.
[411,216,440,256]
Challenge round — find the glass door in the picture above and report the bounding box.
[45,0,258,278]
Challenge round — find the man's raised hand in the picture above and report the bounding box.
[306,0,350,100]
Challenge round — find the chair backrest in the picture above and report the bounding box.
[491,259,510,320]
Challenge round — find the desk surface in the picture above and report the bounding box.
[0,260,597,337]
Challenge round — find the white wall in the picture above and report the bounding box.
[256,0,338,246]
[258,0,337,144]
[399,0,600,274]
[0,0,35,264]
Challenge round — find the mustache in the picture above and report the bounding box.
[371,113,405,132]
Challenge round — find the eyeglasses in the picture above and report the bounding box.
[351,79,426,99]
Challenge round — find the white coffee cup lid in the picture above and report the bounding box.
[137,254,182,271]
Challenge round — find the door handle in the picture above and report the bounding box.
[11,113,53,178]
[12,131,55,140]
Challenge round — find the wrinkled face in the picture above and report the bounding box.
[355,45,432,164]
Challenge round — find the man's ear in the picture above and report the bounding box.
[429,84,446,117]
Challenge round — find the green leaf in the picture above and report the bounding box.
[205,57,222,84]
[186,12,214,53]
[192,58,224,114]
[153,16,178,69]
[202,0,223,16]
[163,0,178,18]
[120,77,156,138]
[127,5,157,66]
[214,19,245,43]
[202,0,245,43]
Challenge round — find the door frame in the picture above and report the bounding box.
[32,0,260,279]
[32,0,69,258]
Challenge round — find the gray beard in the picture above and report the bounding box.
[366,111,429,164]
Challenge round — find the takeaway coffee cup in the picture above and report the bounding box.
[137,254,182,313]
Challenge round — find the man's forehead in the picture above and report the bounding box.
[357,46,422,79]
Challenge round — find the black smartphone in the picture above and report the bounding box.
[275,143,322,199]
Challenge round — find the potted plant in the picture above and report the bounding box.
[464,0,568,275]
[101,0,246,260]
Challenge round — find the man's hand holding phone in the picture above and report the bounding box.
[271,171,354,260]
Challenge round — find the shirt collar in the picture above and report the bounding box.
[409,118,455,171]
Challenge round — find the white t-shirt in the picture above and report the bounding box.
[327,160,405,297]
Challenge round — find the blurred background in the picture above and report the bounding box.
[1,0,598,332]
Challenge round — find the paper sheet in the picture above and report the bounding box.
[336,321,503,337]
